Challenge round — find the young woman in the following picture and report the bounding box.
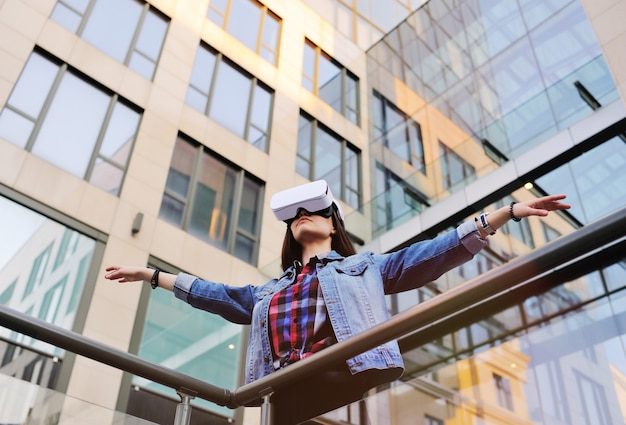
[105,181,570,424]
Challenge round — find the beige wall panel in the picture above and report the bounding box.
[0,21,34,61]
[0,140,27,187]
[119,69,151,109]
[124,149,170,195]
[145,84,184,127]
[0,0,47,40]
[0,49,26,86]
[37,20,76,61]
[69,40,126,92]
[109,201,157,252]
[76,184,118,233]
[14,154,86,217]
[119,174,165,214]
[66,357,124,410]
[150,219,187,266]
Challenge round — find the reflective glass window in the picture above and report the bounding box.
[0,51,141,196]
[438,142,476,190]
[303,39,360,124]
[134,261,243,418]
[208,0,281,64]
[0,195,96,357]
[185,45,274,152]
[51,0,169,80]
[296,113,361,210]
[159,136,264,264]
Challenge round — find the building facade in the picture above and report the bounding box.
[0,0,625,424]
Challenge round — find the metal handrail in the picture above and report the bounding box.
[1,206,625,418]
[0,307,235,408]
[232,205,626,406]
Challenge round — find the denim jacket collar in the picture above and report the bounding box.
[279,250,346,278]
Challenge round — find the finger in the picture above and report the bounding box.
[105,266,118,272]
[528,208,549,217]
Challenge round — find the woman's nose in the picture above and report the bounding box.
[295,208,311,218]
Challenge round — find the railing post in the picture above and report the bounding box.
[174,391,194,425]
[259,390,274,425]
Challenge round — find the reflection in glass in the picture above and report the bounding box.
[135,277,242,417]
[32,73,110,178]
[228,0,261,51]
[82,0,142,62]
[210,61,251,138]
[0,195,95,357]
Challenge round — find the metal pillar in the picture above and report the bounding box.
[174,392,194,425]
[260,392,274,425]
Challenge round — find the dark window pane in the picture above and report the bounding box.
[159,193,185,227]
[238,178,261,234]
[32,72,110,178]
[188,153,236,249]
[209,62,251,137]
[248,85,272,150]
[82,0,143,62]
[227,0,261,51]
[234,234,255,263]
[166,138,196,198]
[99,102,140,167]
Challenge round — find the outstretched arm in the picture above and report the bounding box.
[375,194,571,294]
[104,266,175,290]
[474,194,571,238]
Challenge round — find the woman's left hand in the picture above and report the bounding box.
[513,194,571,218]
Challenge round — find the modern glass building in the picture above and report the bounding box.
[0,0,625,424]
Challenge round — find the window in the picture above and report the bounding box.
[297,113,361,210]
[439,142,476,190]
[207,0,281,64]
[541,222,561,242]
[185,44,274,152]
[373,163,428,233]
[159,135,264,264]
[0,51,141,196]
[372,91,425,172]
[50,0,168,79]
[493,373,514,411]
[0,195,97,356]
[131,259,243,419]
[303,39,359,124]
[425,415,444,425]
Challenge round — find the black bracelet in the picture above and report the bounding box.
[509,202,522,222]
[150,269,160,289]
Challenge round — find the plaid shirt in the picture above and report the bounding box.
[268,256,336,369]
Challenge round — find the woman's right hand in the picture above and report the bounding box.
[104,266,150,283]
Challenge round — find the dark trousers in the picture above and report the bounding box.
[270,363,402,425]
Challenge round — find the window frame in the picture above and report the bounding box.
[186,43,275,153]
[207,0,282,65]
[296,112,362,210]
[372,90,426,173]
[51,0,169,80]
[303,38,360,125]
[493,372,515,411]
[160,134,265,265]
[438,141,476,190]
[1,49,142,196]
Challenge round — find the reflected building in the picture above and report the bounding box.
[0,0,625,424]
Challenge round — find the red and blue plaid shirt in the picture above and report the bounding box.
[268,256,336,369]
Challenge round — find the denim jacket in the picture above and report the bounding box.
[173,221,486,384]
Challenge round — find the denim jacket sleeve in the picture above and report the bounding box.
[372,221,487,294]
[172,273,258,324]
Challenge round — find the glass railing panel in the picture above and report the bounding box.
[0,373,156,425]
[314,260,626,425]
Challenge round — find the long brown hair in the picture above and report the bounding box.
[280,207,356,271]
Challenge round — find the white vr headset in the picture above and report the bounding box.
[270,180,344,223]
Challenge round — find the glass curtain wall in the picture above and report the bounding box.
[364,0,620,236]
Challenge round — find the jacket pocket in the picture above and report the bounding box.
[336,261,369,276]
